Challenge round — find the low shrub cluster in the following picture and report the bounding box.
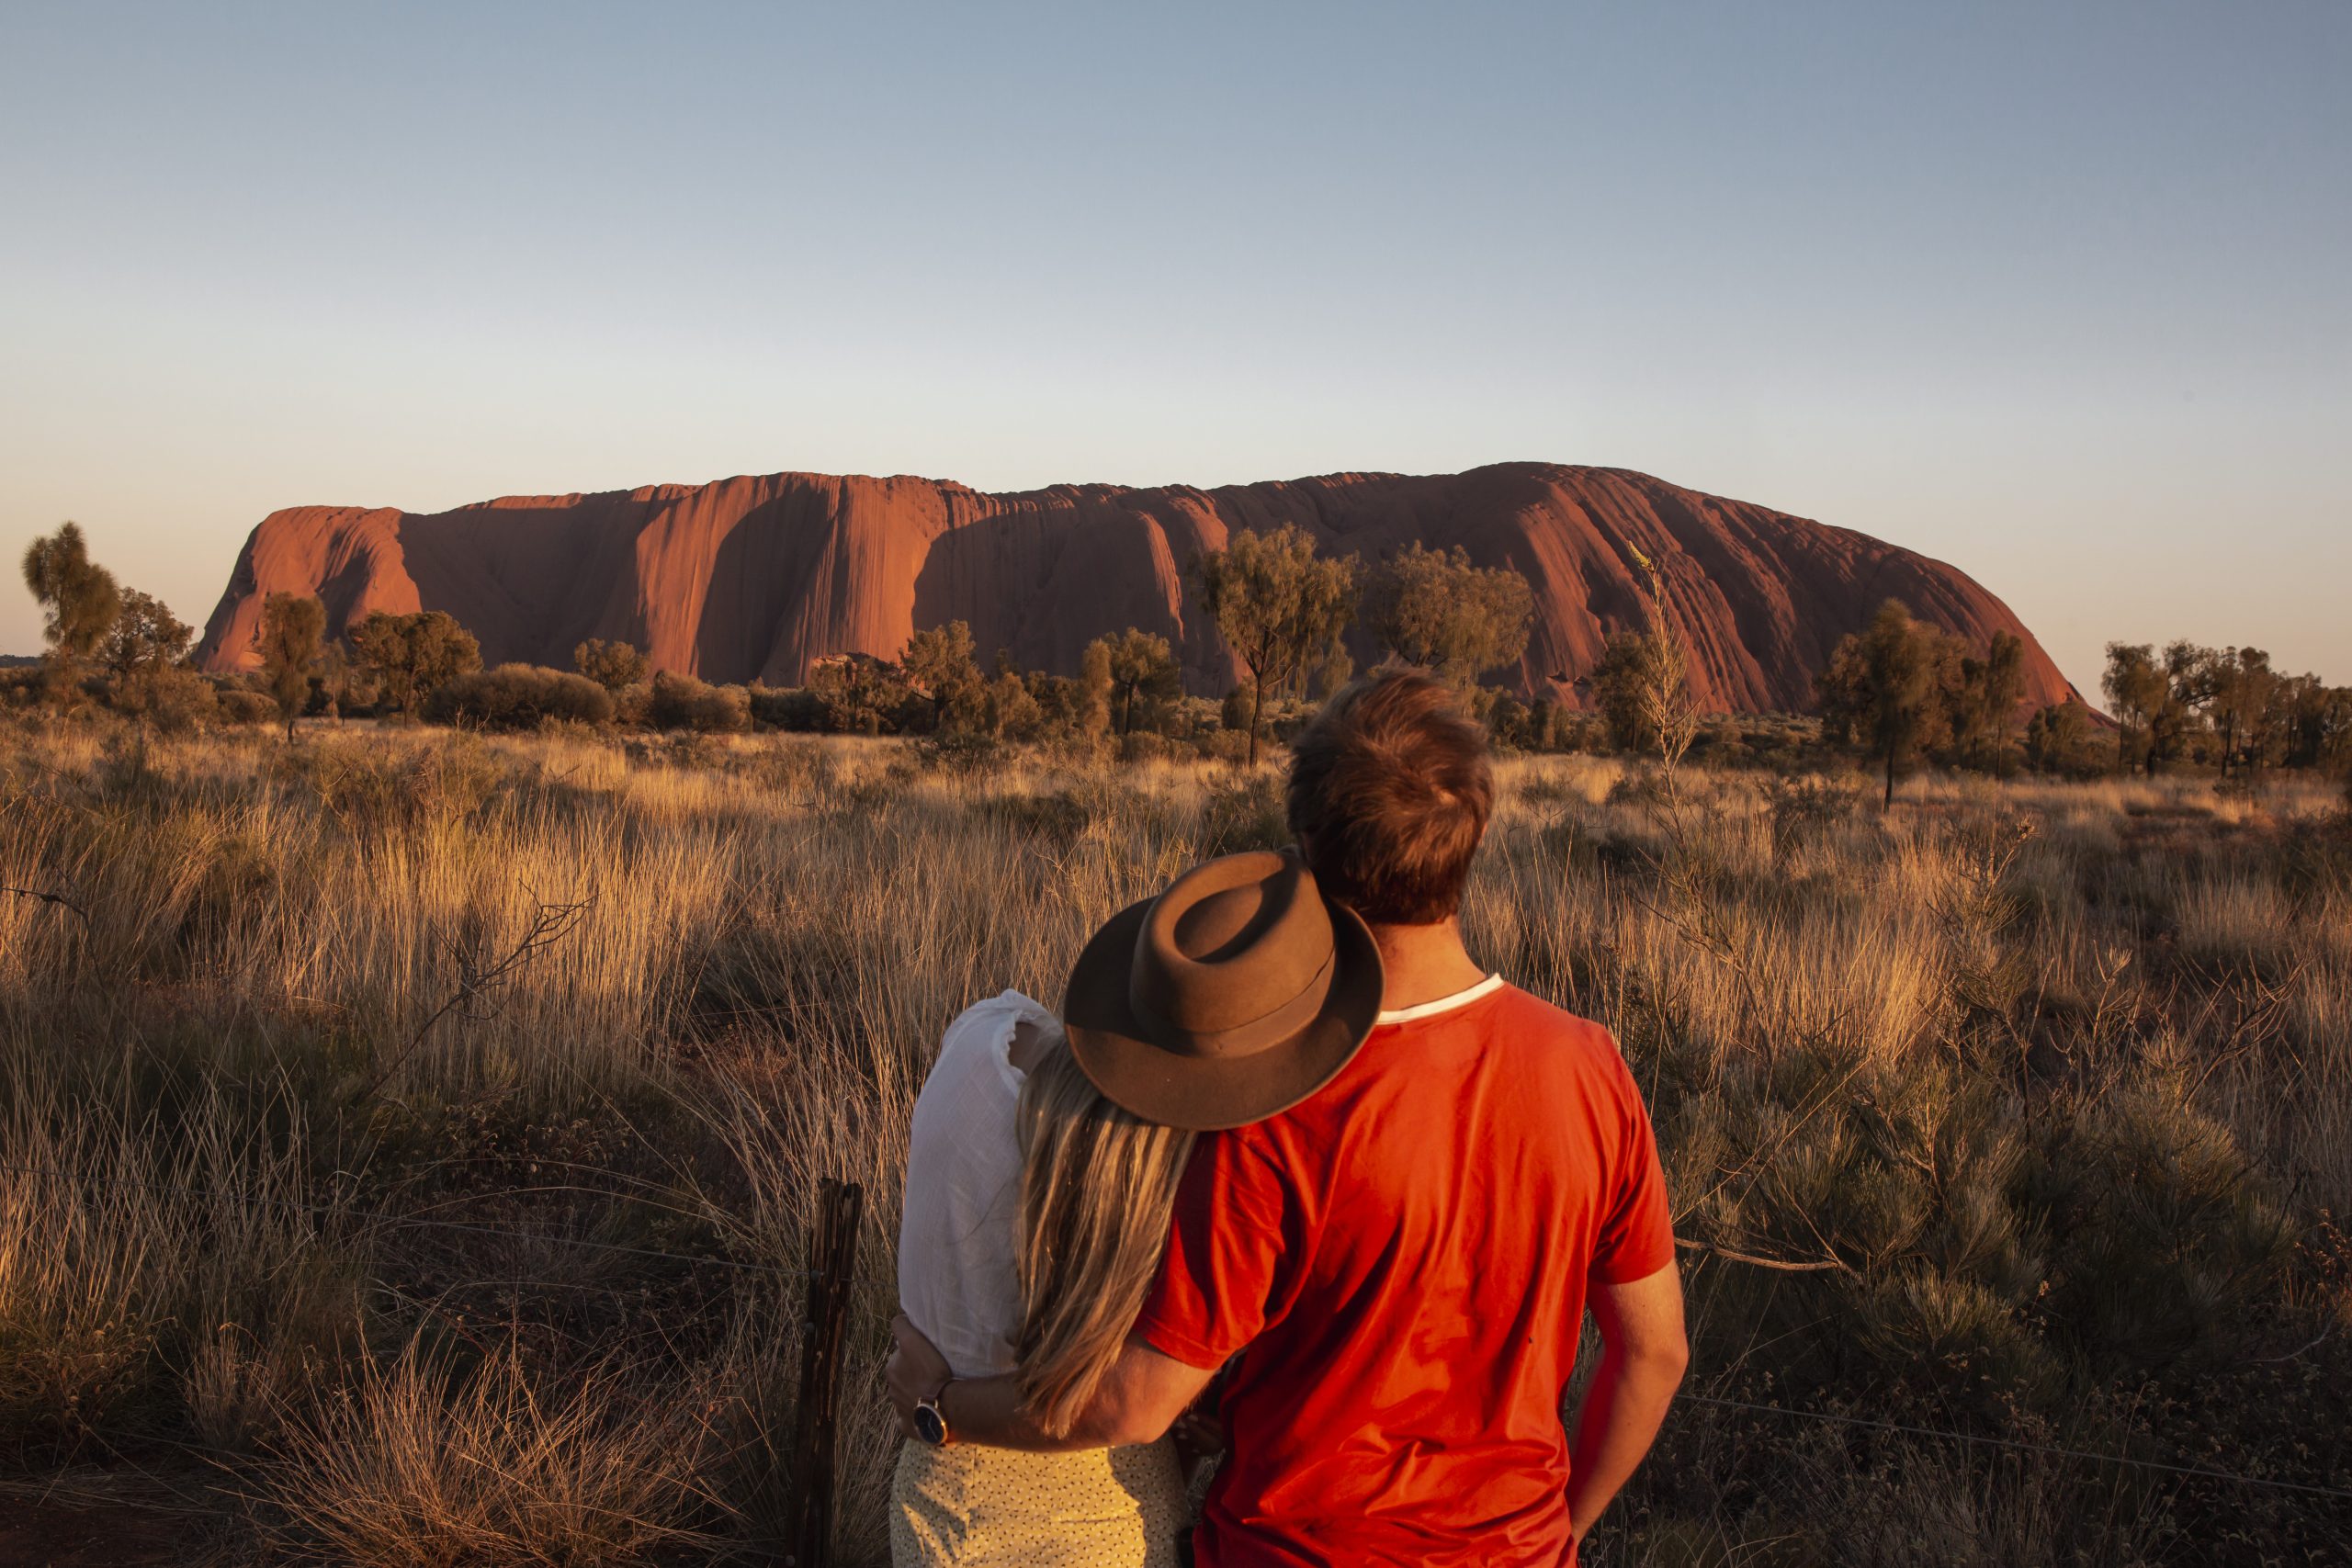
[426,663,616,729]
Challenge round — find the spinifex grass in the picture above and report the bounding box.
[2,716,2346,1564]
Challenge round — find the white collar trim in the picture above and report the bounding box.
[1376,973,1506,1025]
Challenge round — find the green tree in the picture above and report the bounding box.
[1361,543,1534,690]
[2280,678,2352,772]
[2024,700,2094,775]
[2204,646,2279,781]
[99,589,194,707]
[1075,637,1114,739]
[2147,639,2218,775]
[1091,627,1182,737]
[901,621,983,732]
[349,610,482,714]
[2101,643,2167,777]
[256,592,325,740]
[1816,600,1949,807]
[980,667,1045,741]
[1951,632,2027,773]
[573,637,650,694]
[20,522,121,688]
[1191,524,1359,766]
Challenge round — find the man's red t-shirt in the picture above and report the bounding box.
[1132,978,1675,1568]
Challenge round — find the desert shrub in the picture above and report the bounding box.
[739,739,835,798]
[915,731,1007,777]
[1219,682,1254,732]
[978,790,1091,850]
[1200,770,1290,856]
[1117,730,1177,765]
[273,735,511,836]
[646,671,751,734]
[425,664,616,730]
[217,687,277,727]
[747,682,829,731]
[1196,729,1252,765]
[1765,773,1864,861]
[139,668,221,734]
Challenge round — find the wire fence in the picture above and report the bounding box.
[5,1161,2348,1506]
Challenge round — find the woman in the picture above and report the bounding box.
[889,850,1382,1566]
[890,989,1196,1566]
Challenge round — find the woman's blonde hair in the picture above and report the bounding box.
[1013,1038,1197,1437]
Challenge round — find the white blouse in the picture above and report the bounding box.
[898,989,1056,1380]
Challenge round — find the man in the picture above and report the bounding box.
[891,670,1686,1565]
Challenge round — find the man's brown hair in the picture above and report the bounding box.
[1286,670,1494,925]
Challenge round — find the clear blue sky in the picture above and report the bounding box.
[4,1,2346,695]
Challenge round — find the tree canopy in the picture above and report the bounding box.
[1361,543,1533,689]
[20,521,121,665]
[1092,627,1182,737]
[349,611,482,713]
[1191,525,1359,765]
[257,592,325,740]
[573,637,650,694]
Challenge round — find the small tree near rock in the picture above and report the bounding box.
[1192,525,1359,766]
[350,610,482,714]
[901,622,983,733]
[100,589,194,711]
[1093,627,1182,737]
[573,637,650,694]
[1816,600,1951,807]
[1363,543,1533,691]
[256,592,325,741]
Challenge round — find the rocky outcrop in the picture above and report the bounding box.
[195,462,2077,711]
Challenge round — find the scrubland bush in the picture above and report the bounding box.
[216,685,278,726]
[648,670,752,733]
[426,663,616,729]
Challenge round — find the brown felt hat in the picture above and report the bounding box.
[1063,850,1384,1132]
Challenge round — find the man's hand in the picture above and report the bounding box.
[887,1312,952,1438]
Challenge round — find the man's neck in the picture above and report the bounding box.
[1367,917,1489,1012]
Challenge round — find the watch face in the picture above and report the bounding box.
[914,1403,947,1446]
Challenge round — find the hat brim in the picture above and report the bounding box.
[1063,893,1384,1132]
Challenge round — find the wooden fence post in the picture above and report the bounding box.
[784,1177,865,1568]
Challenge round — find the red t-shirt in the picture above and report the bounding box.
[1133,979,1675,1568]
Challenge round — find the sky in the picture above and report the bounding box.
[3,1,2346,696]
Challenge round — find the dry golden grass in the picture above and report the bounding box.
[3,715,2347,1564]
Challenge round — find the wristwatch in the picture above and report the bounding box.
[913,1379,956,1447]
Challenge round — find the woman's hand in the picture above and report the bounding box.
[887,1312,953,1438]
[1170,1396,1227,1468]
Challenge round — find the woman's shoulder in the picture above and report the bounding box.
[917,989,1056,1111]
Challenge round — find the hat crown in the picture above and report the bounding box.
[1130,851,1335,1051]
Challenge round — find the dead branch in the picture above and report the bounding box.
[1,884,89,922]
[348,893,595,1107]
[1676,1235,1854,1275]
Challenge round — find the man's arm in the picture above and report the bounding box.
[888,1314,1216,1452]
[1566,1262,1688,1543]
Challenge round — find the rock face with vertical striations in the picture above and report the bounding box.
[195,462,2078,711]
